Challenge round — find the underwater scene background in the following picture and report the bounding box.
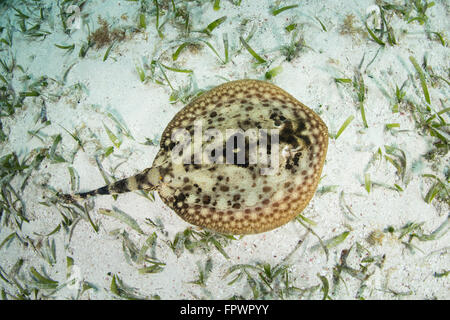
[0,0,448,299]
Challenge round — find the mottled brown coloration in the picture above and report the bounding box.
[62,80,328,235]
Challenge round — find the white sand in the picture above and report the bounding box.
[0,0,448,299]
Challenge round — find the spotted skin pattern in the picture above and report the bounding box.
[62,80,328,235]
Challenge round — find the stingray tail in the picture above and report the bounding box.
[60,167,162,203]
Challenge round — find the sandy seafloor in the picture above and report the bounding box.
[0,0,449,300]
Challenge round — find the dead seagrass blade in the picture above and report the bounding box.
[61,79,328,235]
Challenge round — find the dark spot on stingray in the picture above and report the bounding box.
[135,172,148,187]
[111,179,130,193]
[159,166,169,177]
[175,193,186,202]
[167,141,176,151]
[295,119,311,146]
[293,152,302,166]
[97,186,109,195]
[202,195,211,204]
[280,121,298,148]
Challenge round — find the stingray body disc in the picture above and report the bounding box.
[153,79,328,234]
